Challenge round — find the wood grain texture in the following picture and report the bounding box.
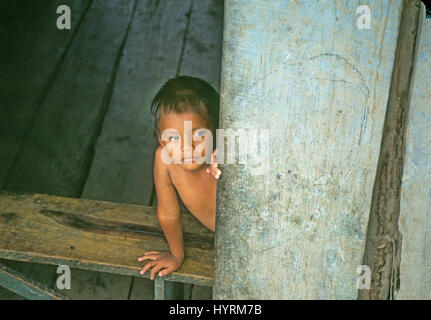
[154,279,165,300]
[0,192,214,286]
[397,14,431,300]
[0,262,68,300]
[179,0,224,90]
[0,0,87,187]
[81,0,189,205]
[0,258,59,300]
[359,0,424,300]
[215,0,404,299]
[2,0,134,197]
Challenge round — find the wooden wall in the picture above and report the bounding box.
[214,0,427,299]
[397,15,431,300]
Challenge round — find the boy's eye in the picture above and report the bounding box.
[194,130,205,137]
[169,136,180,142]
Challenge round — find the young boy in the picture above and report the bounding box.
[137,76,221,280]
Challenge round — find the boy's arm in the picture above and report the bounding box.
[154,146,184,260]
[138,146,184,279]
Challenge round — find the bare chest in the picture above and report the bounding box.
[168,166,217,217]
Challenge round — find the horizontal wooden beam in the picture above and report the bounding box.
[0,191,214,287]
[0,262,69,300]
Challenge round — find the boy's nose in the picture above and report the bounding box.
[182,137,194,149]
[183,134,192,146]
[182,144,194,157]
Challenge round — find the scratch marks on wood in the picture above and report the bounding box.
[307,52,370,147]
[256,245,278,254]
[230,50,370,182]
[216,0,405,300]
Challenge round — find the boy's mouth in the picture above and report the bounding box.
[183,158,195,164]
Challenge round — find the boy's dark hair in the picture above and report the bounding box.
[151,76,220,136]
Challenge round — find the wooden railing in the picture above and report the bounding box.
[0,191,214,299]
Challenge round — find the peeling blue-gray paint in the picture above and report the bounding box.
[397,15,431,300]
[214,0,404,299]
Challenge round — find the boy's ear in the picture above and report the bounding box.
[157,133,162,146]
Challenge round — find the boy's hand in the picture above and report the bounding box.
[206,149,221,179]
[138,251,183,280]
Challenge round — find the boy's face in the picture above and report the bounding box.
[158,111,213,171]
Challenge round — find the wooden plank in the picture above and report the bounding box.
[11,191,213,240]
[0,192,214,286]
[126,276,154,299]
[154,279,165,300]
[0,258,60,300]
[359,0,424,300]
[0,0,87,187]
[214,0,405,299]
[396,13,431,300]
[2,0,135,197]
[179,0,224,90]
[0,258,137,300]
[81,0,190,205]
[0,262,69,300]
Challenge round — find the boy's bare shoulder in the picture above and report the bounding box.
[154,145,168,170]
[154,145,164,165]
[154,146,180,215]
[154,146,172,184]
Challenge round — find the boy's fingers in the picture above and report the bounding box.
[150,263,165,280]
[210,166,219,174]
[140,261,157,275]
[159,266,174,277]
[212,150,218,165]
[138,251,160,261]
[210,169,216,178]
[210,167,221,179]
[138,254,159,262]
[144,251,160,255]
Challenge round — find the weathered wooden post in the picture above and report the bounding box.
[214,0,414,299]
[396,15,430,300]
[359,0,424,300]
